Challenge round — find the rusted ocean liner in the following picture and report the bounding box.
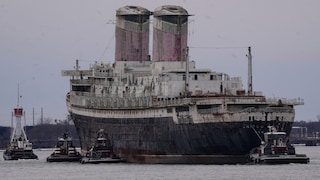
[62,5,303,164]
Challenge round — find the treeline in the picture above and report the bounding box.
[0,123,79,149]
[293,121,320,135]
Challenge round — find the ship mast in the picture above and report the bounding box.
[73,59,80,80]
[185,47,190,96]
[75,59,80,71]
[247,47,253,95]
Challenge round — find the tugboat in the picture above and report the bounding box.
[80,129,124,164]
[3,92,38,160]
[250,126,309,164]
[47,132,82,162]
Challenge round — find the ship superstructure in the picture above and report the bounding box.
[62,5,303,164]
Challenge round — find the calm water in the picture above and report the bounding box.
[0,146,319,180]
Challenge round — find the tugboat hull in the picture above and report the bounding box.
[47,155,82,162]
[3,149,38,160]
[257,154,310,164]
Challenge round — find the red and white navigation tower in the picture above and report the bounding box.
[3,86,38,160]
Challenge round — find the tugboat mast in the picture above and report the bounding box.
[11,85,28,143]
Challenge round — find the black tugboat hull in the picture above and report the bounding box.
[3,150,38,160]
[258,154,310,164]
[46,155,82,162]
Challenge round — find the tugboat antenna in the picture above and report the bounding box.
[17,84,20,107]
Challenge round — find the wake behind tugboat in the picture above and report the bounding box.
[3,91,38,160]
[46,132,82,162]
[80,129,124,164]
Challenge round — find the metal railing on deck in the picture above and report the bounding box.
[266,97,304,106]
[70,92,193,109]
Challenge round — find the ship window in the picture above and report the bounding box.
[210,75,216,80]
[72,85,91,92]
[194,75,198,80]
[197,105,212,109]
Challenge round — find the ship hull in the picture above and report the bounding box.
[70,112,293,164]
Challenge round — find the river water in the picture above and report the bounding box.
[0,146,319,180]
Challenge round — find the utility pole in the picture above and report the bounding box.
[32,108,35,126]
[41,107,43,124]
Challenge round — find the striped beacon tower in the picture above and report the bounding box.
[11,97,28,144]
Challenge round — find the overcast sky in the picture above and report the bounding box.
[0,0,319,126]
